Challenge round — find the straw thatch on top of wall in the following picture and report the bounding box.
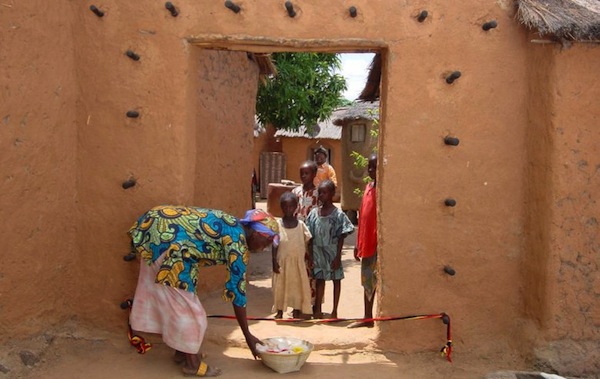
[250,53,277,84]
[273,107,346,140]
[332,101,380,126]
[357,54,381,101]
[516,0,600,40]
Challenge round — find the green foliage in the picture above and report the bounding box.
[256,53,347,131]
[351,111,379,197]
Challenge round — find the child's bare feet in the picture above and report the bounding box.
[347,320,374,328]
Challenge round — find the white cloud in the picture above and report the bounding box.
[338,53,375,101]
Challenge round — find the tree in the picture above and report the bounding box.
[256,53,347,131]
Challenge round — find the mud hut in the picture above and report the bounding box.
[333,100,379,223]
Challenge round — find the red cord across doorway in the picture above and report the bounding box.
[121,298,452,363]
[207,312,453,363]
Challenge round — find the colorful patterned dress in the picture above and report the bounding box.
[128,205,250,353]
[305,207,354,281]
[292,185,318,222]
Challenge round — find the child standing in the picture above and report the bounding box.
[292,160,320,310]
[348,153,378,328]
[292,160,319,221]
[271,192,313,319]
[305,180,354,319]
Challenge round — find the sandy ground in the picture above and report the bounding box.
[5,204,531,379]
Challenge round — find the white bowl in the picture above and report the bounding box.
[258,337,314,374]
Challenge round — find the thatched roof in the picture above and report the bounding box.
[357,54,381,101]
[332,101,379,126]
[273,108,346,140]
[516,0,600,40]
[249,53,277,84]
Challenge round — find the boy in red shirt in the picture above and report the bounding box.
[348,153,378,328]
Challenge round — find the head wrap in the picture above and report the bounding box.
[239,209,280,247]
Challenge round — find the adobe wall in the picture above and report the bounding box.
[1,0,599,368]
[544,46,600,341]
[0,2,79,337]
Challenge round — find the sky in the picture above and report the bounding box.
[338,53,375,101]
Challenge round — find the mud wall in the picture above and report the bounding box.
[376,3,531,355]
[546,46,600,341]
[0,2,79,336]
[1,0,599,366]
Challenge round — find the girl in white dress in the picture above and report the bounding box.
[272,192,313,319]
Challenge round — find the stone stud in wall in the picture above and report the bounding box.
[482,20,498,31]
[89,5,104,18]
[122,177,137,189]
[126,110,140,118]
[417,10,428,22]
[165,2,179,17]
[444,198,457,207]
[125,50,140,61]
[123,252,137,261]
[349,6,357,18]
[443,265,456,276]
[444,136,460,146]
[445,71,461,84]
[285,1,296,17]
[225,1,241,13]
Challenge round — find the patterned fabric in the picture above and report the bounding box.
[313,163,338,187]
[361,253,378,301]
[305,207,354,280]
[130,251,208,353]
[292,185,319,222]
[129,205,249,307]
[239,208,280,247]
[356,182,377,258]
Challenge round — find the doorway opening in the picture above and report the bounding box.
[189,37,386,348]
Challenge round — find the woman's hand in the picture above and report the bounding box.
[233,305,263,359]
[245,333,263,359]
[353,246,360,261]
[272,259,280,273]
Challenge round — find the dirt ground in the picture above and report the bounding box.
[3,206,532,379]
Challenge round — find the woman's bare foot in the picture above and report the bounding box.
[174,351,206,365]
[182,361,222,377]
[182,353,221,377]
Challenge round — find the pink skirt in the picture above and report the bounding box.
[130,253,207,354]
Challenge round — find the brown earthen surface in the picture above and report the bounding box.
[1,0,599,377]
